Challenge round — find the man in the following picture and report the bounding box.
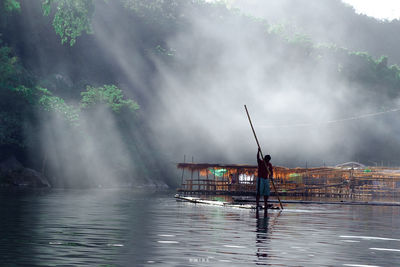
[256,148,273,209]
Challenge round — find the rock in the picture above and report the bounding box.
[0,156,23,173]
[0,157,51,188]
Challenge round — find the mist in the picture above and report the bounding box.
[38,105,129,187]
[144,1,400,167]
[42,0,400,175]
[5,0,400,189]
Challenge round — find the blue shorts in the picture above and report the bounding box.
[257,177,270,196]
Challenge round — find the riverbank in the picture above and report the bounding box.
[0,157,50,188]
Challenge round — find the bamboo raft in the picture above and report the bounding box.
[176,162,400,198]
[174,194,281,209]
[175,194,400,207]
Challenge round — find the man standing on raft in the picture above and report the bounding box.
[256,148,273,209]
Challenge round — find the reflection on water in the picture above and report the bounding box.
[255,215,270,263]
[0,189,399,266]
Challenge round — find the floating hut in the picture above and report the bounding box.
[177,162,400,198]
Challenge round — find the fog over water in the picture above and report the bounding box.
[11,0,400,187]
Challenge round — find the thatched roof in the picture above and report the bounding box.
[177,163,257,170]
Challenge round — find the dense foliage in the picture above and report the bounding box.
[42,0,94,46]
[0,40,34,150]
[81,85,139,113]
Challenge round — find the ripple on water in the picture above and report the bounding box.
[0,190,399,266]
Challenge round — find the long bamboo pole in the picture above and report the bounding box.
[244,105,284,210]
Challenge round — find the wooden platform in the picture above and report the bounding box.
[177,162,400,198]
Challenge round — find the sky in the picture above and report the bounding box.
[342,0,400,20]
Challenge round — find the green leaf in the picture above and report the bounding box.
[4,0,20,12]
[42,0,54,16]
[80,85,140,113]
[46,0,94,46]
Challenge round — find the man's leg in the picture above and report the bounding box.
[256,177,261,209]
[264,179,271,209]
[256,195,260,209]
[264,196,268,209]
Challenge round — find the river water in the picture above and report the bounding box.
[1,189,399,266]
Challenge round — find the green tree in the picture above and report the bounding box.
[0,38,80,149]
[42,0,94,46]
[81,85,139,113]
[3,0,20,12]
[0,41,32,148]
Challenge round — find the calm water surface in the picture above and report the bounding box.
[1,189,399,266]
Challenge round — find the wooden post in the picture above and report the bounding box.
[181,155,186,188]
[190,156,193,182]
[244,105,283,210]
[198,170,200,191]
[213,167,216,191]
[350,167,354,198]
[206,168,209,190]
